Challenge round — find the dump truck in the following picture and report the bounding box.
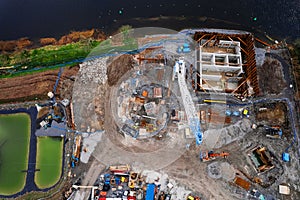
[200,151,229,162]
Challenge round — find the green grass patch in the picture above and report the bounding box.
[0,36,138,78]
[0,113,31,195]
[0,62,78,79]
[0,40,100,73]
[34,137,63,189]
[88,37,138,56]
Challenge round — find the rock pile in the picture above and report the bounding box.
[78,58,108,85]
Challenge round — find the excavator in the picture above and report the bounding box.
[200,151,229,162]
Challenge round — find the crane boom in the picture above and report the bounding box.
[175,58,203,145]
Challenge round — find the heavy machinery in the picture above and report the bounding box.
[174,58,203,145]
[264,125,282,139]
[200,151,229,162]
[187,195,201,200]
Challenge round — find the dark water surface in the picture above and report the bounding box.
[0,0,299,40]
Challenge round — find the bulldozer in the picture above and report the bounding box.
[200,150,229,162]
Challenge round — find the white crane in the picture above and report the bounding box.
[174,58,203,145]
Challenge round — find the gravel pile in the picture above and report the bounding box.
[72,57,108,132]
[78,58,108,85]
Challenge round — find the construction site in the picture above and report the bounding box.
[0,27,298,200]
[61,28,300,200]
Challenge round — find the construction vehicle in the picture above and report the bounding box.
[264,125,282,139]
[200,151,229,162]
[187,195,200,200]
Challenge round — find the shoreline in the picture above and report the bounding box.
[1,15,297,47]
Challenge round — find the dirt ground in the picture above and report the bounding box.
[2,33,299,200]
[0,66,79,103]
[107,54,134,86]
[70,44,300,199]
[255,102,288,127]
[257,56,287,95]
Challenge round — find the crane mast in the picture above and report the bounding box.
[175,58,203,145]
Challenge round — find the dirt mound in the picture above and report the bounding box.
[107,55,134,86]
[0,37,33,52]
[57,29,106,45]
[258,57,287,94]
[40,38,57,46]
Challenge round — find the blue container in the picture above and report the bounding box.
[182,48,191,53]
[177,47,182,53]
[145,184,155,200]
[104,174,111,185]
[232,111,240,117]
[282,153,290,162]
[115,177,121,185]
[225,110,232,116]
[183,43,189,48]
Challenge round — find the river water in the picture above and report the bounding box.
[0,0,299,41]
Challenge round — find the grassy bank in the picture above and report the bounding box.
[0,40,100,77]
[0,113,31,195]
[34,137,63,189]
[0,36,137,78]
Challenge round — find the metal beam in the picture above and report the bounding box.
[201,35,216,47]
[196,34,208,43]
[197,82,207,92]
[237,37,247,46]
[231,78,248,94]
[255,37,270,47]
